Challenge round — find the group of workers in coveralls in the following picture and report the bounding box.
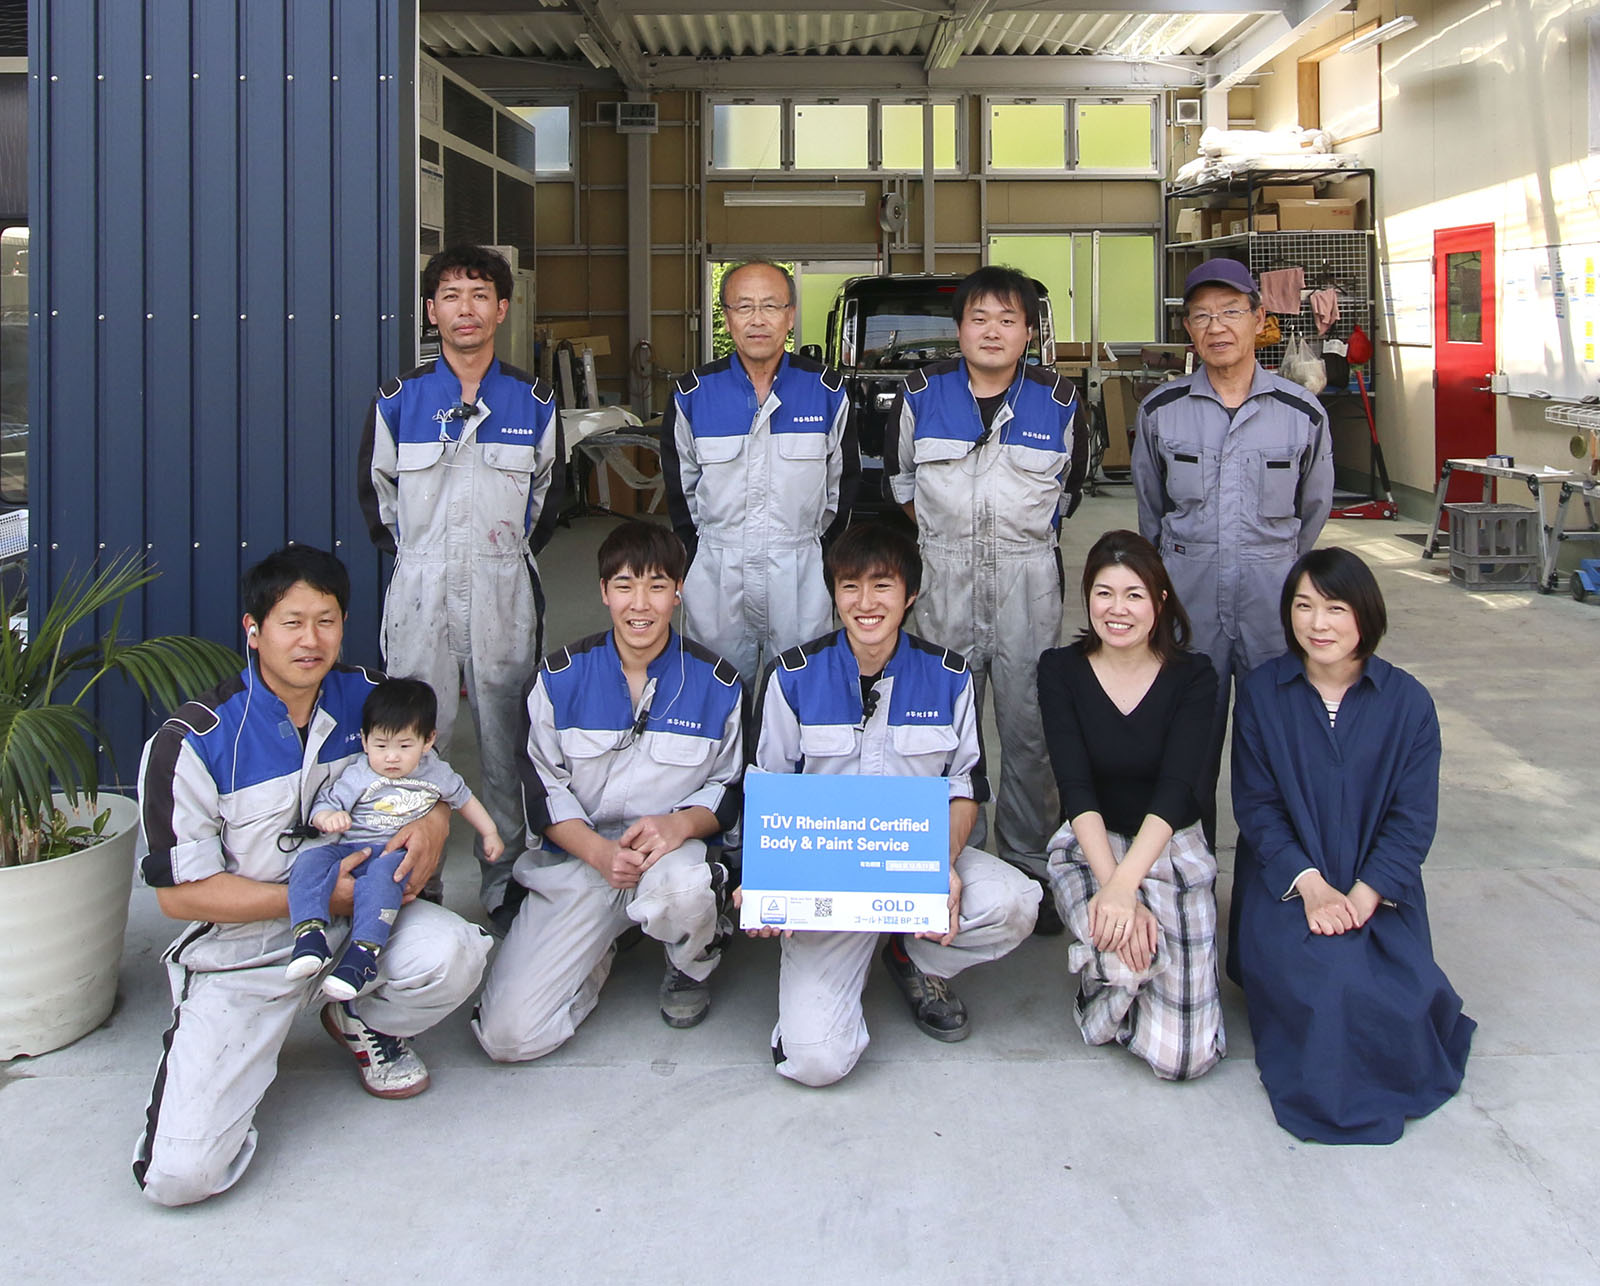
[130,244,1332,1206]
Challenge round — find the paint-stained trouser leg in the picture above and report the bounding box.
[134,902,487,1206]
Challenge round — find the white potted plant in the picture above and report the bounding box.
[0,555,239,1058]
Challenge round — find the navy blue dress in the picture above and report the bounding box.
[1229,652,1475,1144]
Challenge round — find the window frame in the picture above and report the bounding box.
[492,95,579,178]
[982,95,1160,178]
[705,94,967,178]
[1297,22,1382,143]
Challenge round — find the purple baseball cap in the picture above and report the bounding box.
[1183,258,1257,300]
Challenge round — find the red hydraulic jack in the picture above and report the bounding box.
[1330,334,1397,519]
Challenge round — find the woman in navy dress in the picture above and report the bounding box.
[1229,547,1475,1144]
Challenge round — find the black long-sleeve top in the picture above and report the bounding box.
[1037,641,1218,837]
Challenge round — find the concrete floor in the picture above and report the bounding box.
[5,487,1598,1284]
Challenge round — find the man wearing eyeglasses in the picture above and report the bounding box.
[661,259,859,686]
[359,245,563,928]
[1132,258,1333,847]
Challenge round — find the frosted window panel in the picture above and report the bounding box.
[1075,103,1155,171]
[713,104,783,170]
[509,106,571,174]
[1070,234,1156,342]
[794,104,869,170]
[990,104,1066,170]
[881,103,958,171]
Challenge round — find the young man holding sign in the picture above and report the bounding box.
[745,524,1040,1086]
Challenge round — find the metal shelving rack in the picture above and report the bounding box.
[1163,168,1378,379]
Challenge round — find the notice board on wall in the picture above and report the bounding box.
[1501,242,1600,401]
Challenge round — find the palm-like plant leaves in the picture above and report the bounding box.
[0,553,240,864]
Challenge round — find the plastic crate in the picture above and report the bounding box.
[1445,502,1538,590]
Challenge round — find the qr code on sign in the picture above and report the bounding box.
[814,898,833,919]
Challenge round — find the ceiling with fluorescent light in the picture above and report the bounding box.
[420,2,1351,94]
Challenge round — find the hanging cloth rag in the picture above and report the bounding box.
[1310,288,1342,335]
[1259,267,1305,314]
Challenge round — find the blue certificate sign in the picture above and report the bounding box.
[740,773,950,934]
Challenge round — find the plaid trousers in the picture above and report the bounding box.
[1046,820,1225,1081]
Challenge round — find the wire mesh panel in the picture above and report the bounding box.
[1248,231,1374,373]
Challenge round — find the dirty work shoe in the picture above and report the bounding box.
[659,965,711,1029]
[1032,887,1066,937]
[321,940,382,1002]
[285,924,331,981]
[880,939,970,1042]
[320,1001,431,1099]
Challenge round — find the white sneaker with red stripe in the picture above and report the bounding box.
[320,1001,431,1099]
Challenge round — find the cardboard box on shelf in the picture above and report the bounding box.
[1252,212,1279,233]
[1174,208,1204,242]
[1254,184,1315,206]
[1203,207,1247,239]
[1275,199,1359,230]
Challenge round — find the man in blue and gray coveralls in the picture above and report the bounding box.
[132,546,489,1206]
[661,259,859,687]
[1133,258,1333,847]
[886,265,1087,926]
[359,244,563,926]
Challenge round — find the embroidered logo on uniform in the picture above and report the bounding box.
[498,425,539,437]
[791,415,826,425]
[1020,429,1055,443]
[664,717,704,731]
[902,709,942,719]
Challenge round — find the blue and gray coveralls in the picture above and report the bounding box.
[887,357,1086,880]
[1131,362,1334,843]
[132,663,490,1206]
[473,629,744,1062]
[358,356,563,913]
[752,629,1040,1086]
[661,350,859,685]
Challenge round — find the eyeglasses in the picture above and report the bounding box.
[725,301,791,319]
[1185,308,1255,328]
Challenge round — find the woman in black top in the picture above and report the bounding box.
[1037,529,1225,1080]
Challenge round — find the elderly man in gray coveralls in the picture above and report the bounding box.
[660,259,859,686]
[1132,258,1333,847]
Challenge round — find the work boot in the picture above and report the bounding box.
[881,938,969,1042]
[659,965,711,1029]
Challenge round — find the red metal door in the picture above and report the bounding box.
[1434,224,1497,504]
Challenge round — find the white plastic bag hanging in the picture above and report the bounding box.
[1279,333,1327,394]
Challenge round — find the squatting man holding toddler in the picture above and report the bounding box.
[131,546,489,1207]
[286,676,505,999]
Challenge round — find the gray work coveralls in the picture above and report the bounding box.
[661,351,858,685]
[472,630,744,1062]
[359,358,563,913]
[1131,363,1333,834]
[753,628,1041,1087]
[887,358,1086,879]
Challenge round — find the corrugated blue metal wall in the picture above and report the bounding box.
[28,0,415,783]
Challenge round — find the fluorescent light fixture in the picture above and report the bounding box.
[723,190,867,208]
[1339,15,1418,55]
[573,32,611,70]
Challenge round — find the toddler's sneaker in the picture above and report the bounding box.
[321,940,381,1002]
[320,1000,430,1099]
[285,925,331,981]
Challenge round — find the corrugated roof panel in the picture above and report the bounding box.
[420,7,1265,63]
